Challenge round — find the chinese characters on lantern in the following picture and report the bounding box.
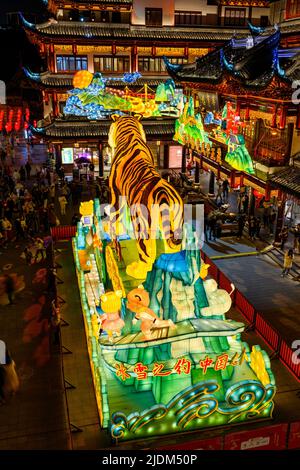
[115,349,247,381]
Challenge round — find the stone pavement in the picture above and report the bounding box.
[195,168,300,347]
[0,239,71,450]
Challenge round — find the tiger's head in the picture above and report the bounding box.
[108,114,146,154]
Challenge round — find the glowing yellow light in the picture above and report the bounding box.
[73,70,93,89]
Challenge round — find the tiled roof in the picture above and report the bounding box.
[21,14,300,41]
[24,18,248,41]
[32,118,175,139]
[270,167,300,197]
[53,0,132,3]
[23,68,168,89]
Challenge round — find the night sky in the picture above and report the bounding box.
[0,1,47,82]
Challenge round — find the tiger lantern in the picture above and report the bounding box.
[108,115,183,279]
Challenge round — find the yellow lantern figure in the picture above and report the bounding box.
[73,70,93,89]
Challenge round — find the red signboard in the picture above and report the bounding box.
[224,424,288,450]
[288,421,300,450]
[159,436,222,450]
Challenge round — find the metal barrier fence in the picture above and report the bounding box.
[203,251,300,382]
[51,226,300,381]
[51,226,77,241]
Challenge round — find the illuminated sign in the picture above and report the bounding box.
[62,147,74,164]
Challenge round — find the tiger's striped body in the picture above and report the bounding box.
[108,115,183,279]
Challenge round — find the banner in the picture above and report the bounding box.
[224,424,288,450]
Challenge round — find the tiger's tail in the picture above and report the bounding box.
[160,200,183,251]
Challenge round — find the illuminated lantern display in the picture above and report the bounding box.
[64,71,183,119]
[73,116,276,442]
[173,97,211,150]
[225,133,255,174]
[73,70,93,89]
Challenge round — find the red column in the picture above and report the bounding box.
[131,46,137,72]
[230,169,236,188]
[240,173,244,188]
[296,106,300,130]
[271,104,278,128]
[279,105,287,129]
[245,103,250,121]
[265,182,271,202]
[236,100,241,116]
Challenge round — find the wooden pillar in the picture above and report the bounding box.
[131,45,137,72]
[248,6,252,22]
[49,44,55,72]
[236,99,241,116]
[230,169,236,188]
[296,106,300,130]
[163,144,169,169]
[52,93,59,116]
[55,144,62,169]
[265,182,271,201]
[208,170,215,197]
[240,172,244,188]
[195,161,200,183]
[284,122,294,163]
[274,192,286,244]
[181,146,186,173]
[98,141,104,177]
[271,104,278,128]
[245,102,250,121]
[279,105,287,130]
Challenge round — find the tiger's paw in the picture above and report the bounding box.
[126,261,152,279]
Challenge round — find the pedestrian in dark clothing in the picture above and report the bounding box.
[23,247,33,265]
[237,214,246,239]
[243,194,249,214]
[208,217,217,241]
[255,217,261,239]
[4,275,15,305]
[25,161,31,180]
[19,166,26,182]
[279,226,289,251]
[222,178,229,202]
[14,218,25,240]
[248,216,256,240]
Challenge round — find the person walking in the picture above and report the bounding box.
[208,217,217,241]
[237,214,246,240]
[25,161,31,180]
[281,249,294,277]
[248,216,256,240]
[279,226,289,251]
[215,180,223,205]
[222,177,229,202]
[4,274,15,305]
[255,217,262,239]
[58,195,67,216]
[34,237,45,262]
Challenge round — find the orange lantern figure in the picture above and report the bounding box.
[73,70,93,89]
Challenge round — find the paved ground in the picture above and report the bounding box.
[192,169,300,345]
[54,242,300,450]
[0,240,71,450]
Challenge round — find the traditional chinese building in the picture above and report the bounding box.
[20,0,280,175]
[165,26,300,168]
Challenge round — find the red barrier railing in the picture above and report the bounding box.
[204,252,300,381]
[50,225,77,241]
[255,313,280,352]
[235,290,255,324]
[279,340,300,381]
[218,270,234,296]
[50,228,299,380]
